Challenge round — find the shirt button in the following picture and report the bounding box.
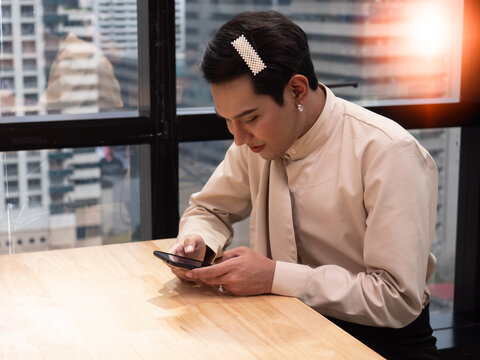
[290,185,296,193]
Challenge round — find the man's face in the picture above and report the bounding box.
[211,75,300,160]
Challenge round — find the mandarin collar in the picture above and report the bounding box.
[282,84,336,161]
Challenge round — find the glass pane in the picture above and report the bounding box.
[0,0,139,119]
[0,145,147,254]
[176,0,463,109]
[179,140,250,248]
[410,127,461,314]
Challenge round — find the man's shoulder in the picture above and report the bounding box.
[338,98,414,145]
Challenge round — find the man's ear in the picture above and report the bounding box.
[288,74,309,103]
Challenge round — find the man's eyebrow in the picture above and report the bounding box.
[215,108,258,120]
[233,108,258,119]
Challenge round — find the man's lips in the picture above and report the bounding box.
[249,145,265,153]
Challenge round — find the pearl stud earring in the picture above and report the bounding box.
[297,103,304,112]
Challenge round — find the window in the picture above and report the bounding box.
[20,5,34,18]
[1,41,13,53]
[21,23,35,36]
[5,197,20,210]
[413,127,461,314]
[28,178,41,191]
[179,140,250,249]
[1,60,14,72]
[23,76,37,89]
[1,5,12,18]
[24,93,38,104]
[23,59,37,71]
[27,150,41,158]
[4,164,18,177]
[1,0,140,120]
[27,161,41,174]
[1,77,14,90]
[4,180,18,193]
[22,41,35,53]
[176,0,463,109]
[0,146,145,254]
[77,225,102,240]
[0,0,479,353]
[28,195,42,208]
[1,23,12,36]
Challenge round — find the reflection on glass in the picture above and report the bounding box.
[410,127,460,314]
[0,145,145,254]
[179,141,232,216]
[179,140,251,248]
[0,0,139,118]
[176,0,463,108]
[179,128,461,314]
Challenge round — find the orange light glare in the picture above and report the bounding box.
[408,3,451,56]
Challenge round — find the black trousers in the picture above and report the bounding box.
[326,304,439,360]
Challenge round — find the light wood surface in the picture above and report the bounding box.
[0,239,384,359]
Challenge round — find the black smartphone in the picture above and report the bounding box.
[153,250,211,270]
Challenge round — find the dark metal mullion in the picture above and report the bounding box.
[136,0,153,242]
[177,113,231,142]
[0,116,154,151]
[176,102,480,143]
[452,0,480,323]
[368,102,480,130]
[460,0,480,103]
[148,0,179,239]
[453,125,480,323]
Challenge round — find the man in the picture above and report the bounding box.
[170,11,439,359]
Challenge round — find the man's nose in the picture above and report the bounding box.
[230,123,251,146]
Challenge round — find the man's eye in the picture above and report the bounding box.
[245,116,257,123]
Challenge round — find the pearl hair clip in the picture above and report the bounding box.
[231,34,267,76]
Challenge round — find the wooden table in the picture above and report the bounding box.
[0,239,384,359]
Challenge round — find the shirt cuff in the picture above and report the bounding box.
[271,261,311,299]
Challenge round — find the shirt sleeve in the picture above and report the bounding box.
[178,144,252,257]
[272,137,438,328]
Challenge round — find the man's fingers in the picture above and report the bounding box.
[177,235,206,259]
[170,265,198,283]
[222,246,248,261]
[168,242,184,256]
[186,262,231,285]
[170,265,187,278]
[221,251,237,261]
[183,238,196,254]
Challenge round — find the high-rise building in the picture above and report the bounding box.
[95,0,138,109]
[0,0,107,254]
[1,0,46,117]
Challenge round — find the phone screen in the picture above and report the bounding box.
[153,250,211,270]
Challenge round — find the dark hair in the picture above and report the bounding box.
[200,10,318,105]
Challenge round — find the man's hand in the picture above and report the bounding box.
[185,246,276,296]
[168,234,207,282]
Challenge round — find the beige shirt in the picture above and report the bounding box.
[179,85,438,328]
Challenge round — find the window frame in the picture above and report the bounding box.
[0,0,478,351]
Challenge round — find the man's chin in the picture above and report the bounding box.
[258,152,281,161]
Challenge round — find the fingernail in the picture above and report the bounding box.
[186,272,192,278]
[185,245,194,252]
